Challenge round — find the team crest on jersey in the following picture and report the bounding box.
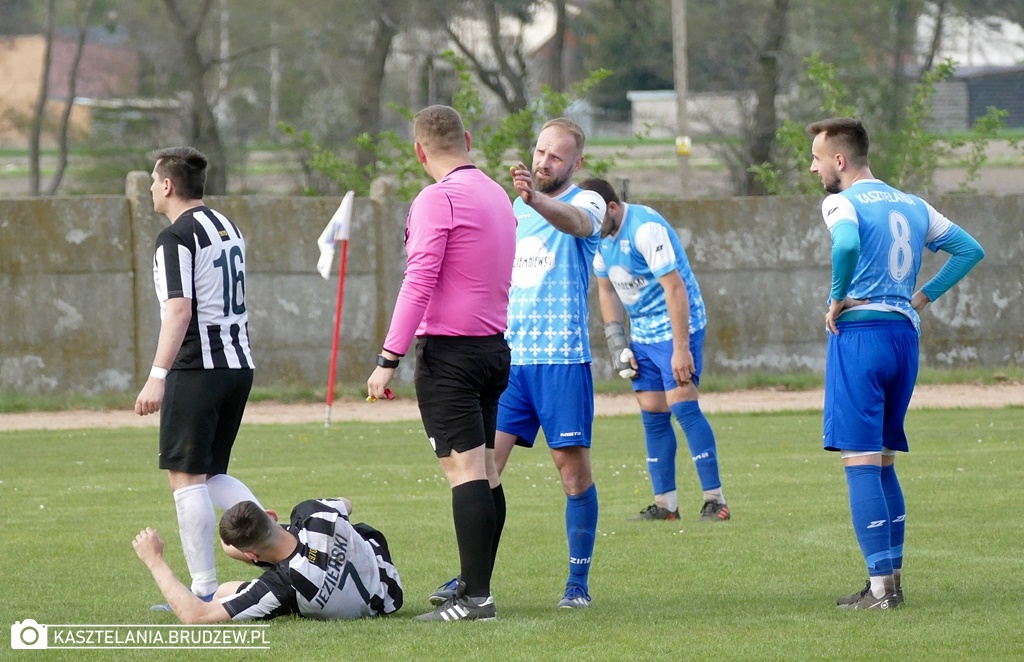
[619,239,631,254]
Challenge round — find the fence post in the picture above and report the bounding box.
[369,177,398,350]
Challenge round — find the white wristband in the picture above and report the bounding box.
[150,366,169,380]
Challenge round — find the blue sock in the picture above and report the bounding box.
[845,465,893,576]
[565,484,598,591]
[881,463,906,570]
[671,400,721,491]
[640,411,676,497]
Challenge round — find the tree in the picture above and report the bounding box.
[750,55,1010,195]
[49,0,97,195]
[28,0,96,196]
[743,0,789,195]
[352,1,402,175]
[28,0,56,197]
[443,0,536,116]
[160,0,228,194]
[579,0,673,115]
[548,0,568,92]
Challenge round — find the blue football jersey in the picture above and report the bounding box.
[593,203,706,343]
[822,180,959,331]
[506,185,604,364]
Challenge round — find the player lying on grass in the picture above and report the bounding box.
[133,498,402,623]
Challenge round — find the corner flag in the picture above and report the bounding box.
[317,190,354,280]
[320,191,355,428]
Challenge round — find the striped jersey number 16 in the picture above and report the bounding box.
[213,245,246,315]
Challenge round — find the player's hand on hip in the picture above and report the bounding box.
[366,367,394,401]
[510,162,534,204]
[133,527,165,565]
[911,290,930,312]
[134,379,165,416]
[825,298,846,335]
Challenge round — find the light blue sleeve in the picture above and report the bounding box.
[829,221,860,301]
[921,226,985,302]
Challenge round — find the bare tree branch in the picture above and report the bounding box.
[162,0,227,193]
[923,0,947,71]
[482,1,528,113]
[355,0,400,172]
[48,0,97,196]
[445,22,510,103]
[549,0,567,92]
[744,0,788,195]
[29,0,56,196]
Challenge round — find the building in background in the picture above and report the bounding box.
[0,27,179,147]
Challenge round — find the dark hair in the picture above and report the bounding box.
[579,177,620,206]
[806,118,869,166]
[414,105,467,154]
[219,501,277,552]
[150,146,208,199]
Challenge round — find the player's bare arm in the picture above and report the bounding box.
[658,271,695,384]
[134,297,191,416]
[133,528,231,624]
[509,161,593,238]
[597,276,626,329]
[910,290,930,312]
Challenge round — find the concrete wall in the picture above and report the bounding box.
[636,195,1024,377]
[1,180,1020,395]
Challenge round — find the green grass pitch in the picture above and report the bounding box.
[2,407,1022,660]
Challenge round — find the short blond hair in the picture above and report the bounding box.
[540,117,586,153]
[414,105,467,154]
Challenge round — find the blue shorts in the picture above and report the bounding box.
[497,363,594,449]
[630,328,705,392]
[823,320,919,453]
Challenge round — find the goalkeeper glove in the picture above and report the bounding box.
[604,321,637,379]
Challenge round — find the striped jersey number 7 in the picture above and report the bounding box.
[213,245,246,315]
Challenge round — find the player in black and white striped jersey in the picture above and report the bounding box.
[135,147,264,607]
[132,498,403,623]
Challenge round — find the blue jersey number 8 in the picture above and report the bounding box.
[888,211,913,283]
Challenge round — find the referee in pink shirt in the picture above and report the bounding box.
[367,105,517,622]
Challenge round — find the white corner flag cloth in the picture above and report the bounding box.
[316,190,355,280]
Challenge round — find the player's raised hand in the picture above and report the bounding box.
[133,527,165,566]
[510,162,534,204]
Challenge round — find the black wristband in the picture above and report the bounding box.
[376,354,400,369]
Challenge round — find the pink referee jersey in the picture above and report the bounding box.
[383,165,517,356]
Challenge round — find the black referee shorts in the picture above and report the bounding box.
[159,368,254,475]
[413,334,511,458]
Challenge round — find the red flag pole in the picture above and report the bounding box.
[324,237,350,429]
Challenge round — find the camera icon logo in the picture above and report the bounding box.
[11,620,48,649]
